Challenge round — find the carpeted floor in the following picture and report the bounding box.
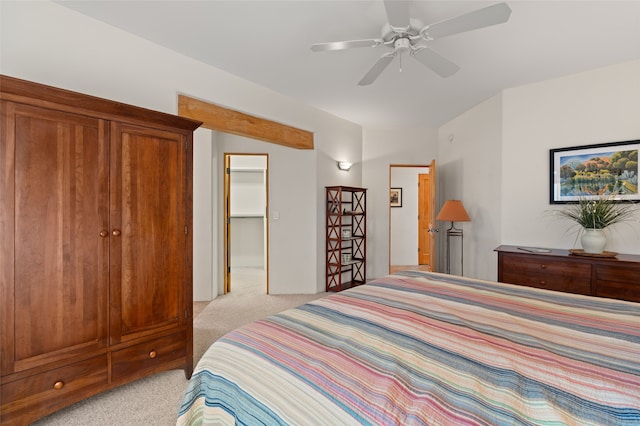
[33,268,327,425]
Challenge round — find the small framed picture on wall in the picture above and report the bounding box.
[390,188,402,207]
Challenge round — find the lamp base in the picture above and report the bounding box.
[445,221,464,275]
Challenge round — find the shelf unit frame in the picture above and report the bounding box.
[326,186,366,291]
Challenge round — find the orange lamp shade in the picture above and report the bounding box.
[436,200,471,222]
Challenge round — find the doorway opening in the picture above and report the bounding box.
[389,160,436,274]
[224,153,269,295]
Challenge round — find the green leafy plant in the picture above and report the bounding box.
[557,196,638,229]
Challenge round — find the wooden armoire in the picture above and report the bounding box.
[0,75,202,425]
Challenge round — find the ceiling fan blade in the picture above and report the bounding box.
[384,0,411,29]
[424,2,512,40]
[311,38,383,52]
[411,47,460,78]
[358,53,395,86]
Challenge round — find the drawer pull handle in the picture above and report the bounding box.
[112,229,121,237]
[540,264,547,269]
[149,350,157,359]
[99,230,109,238]
[540,281,547,286]
[53,381,65,390]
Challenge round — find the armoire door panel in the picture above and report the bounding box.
[0,100,17,375]
[110,123,186,342]
[4,104,109,372]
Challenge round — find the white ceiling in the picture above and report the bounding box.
[56,0,640,128]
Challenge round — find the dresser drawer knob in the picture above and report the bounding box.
[53,381,65,390]
[149,350,157,359]
[540,264,547,269]
[540,281,547,286]
[99,230,109,238]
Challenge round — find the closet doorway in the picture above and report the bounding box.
[224,154,268,295]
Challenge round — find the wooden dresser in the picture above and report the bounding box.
[1,76,201,425]
[495,245,640,303]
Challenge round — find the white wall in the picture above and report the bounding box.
[216,135,321,294]
[501,59,640,255]
[363,127,438,279]
[438,59,640,282]
[1,1,362,296]
[315,126,363,292]
[438,95,503,279]
[192,129,216,301]
[230,217,265,267]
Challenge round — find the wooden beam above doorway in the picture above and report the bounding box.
[178,95,314,150]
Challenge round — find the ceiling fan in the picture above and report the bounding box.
[310,1,511,85]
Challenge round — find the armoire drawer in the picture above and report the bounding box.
[1,356,107,417]
[111,331,186,382]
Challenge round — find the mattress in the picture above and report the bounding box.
[177,271,640,425]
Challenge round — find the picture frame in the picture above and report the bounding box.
[390,188,402,207]
[550,139,639,204]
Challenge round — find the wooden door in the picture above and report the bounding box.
[224,154,231,294]
[418,160,437,270]
[0,102,109,374]
[109,122,188,344]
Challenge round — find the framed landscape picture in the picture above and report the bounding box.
[550,139,639,203]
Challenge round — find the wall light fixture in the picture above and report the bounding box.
[337,161,353,171]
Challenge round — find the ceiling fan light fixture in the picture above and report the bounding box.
[311,0,512,85]
[394,38,411,53]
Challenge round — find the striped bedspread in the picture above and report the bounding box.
[177,271,640,425]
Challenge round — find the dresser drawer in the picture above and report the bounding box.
[502,271,591,295]
[500,253,592,295]
[595,265,640,302]
[111,331,186,383]
[1,356,107,420]
[502,255,591,278]
[496,246,640,302]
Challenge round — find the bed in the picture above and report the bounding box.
[177,271,640,425]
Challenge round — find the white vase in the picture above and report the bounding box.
[581,228,607,254]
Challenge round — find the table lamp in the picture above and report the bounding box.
[436,200,471,275]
